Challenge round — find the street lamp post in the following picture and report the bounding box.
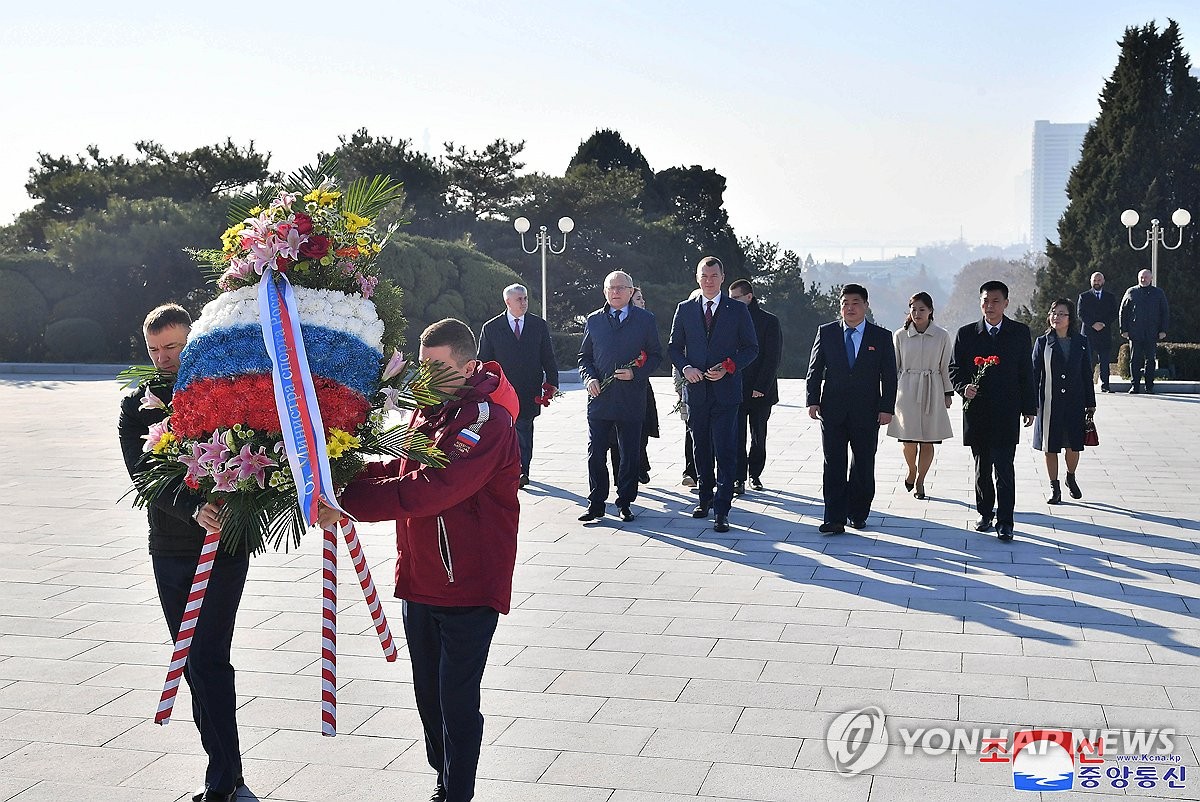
[1121,207,1191,286]
[514,216,574,323]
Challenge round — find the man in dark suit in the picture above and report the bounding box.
[949,280,1036,541]
[669,256,759,533]
[805,284,897,534]
[1076,271,1119,393]
[478,283,559,488]
[579,270,663,522]
[729,278,781,493]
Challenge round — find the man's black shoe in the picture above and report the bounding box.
[1100,384,1112,393]
[714,514,730,533]
[974,518,993,532]
[638,471,651,484]
[849,519,867,530]
[519,474,529,488]
[750,476,764,491]
[692,505,710,519]
[195,792,236,802]
[1128,385,1141,394]
[996,524,1015,541]
[618,506,635,522]
[578,508,605,522]
[430,785,448,802]
[733,480,745,496]
[1145,383,1155,394]
[193,778,244,802]
[818,522,845,534]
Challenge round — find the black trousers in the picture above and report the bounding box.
[153,550,249,795]
[688,398,740,515]
[683,429,696,479]
[737,399,772,482]
[514,417,534,475]
[972,441,1017,526]
[1087,337,1111,386]
[1129,338,1158,386]
[820,418,880,525]
[404,601,499,802]
[587,416,643,509]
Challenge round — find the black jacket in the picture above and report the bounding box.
[478,312,559,421]
[118,382,207,557]
[805,320,897,427]
[949,318,1036,447]
[741,299,782,405]
[1076,288,1119,348]
[1119,284,1170,341]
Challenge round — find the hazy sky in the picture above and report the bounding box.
[4,1,1199,262]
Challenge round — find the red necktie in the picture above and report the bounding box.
[513,318,521,339]
[704,300,714,330]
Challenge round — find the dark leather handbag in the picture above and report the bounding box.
[1084,411,1099,447]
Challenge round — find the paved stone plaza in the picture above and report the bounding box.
[0,373,1197,801]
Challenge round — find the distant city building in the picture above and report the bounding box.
[1030,120,1089,249]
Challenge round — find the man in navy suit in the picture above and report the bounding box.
[805,284,897,534]
[1076,271,1118,393]
[669,256,759,533]
[478,283,559,487]
[579,270,663,522]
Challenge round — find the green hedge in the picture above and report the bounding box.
[1117,342,1200,380]
[44,317,108,362]
[0,270,50,361]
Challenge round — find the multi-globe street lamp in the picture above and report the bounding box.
[513,216,574,323]
[1120,207,1191,286]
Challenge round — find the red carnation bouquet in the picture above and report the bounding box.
[533,382,562,407]
[720,357,736,375]
[964,355,1000,410]
[596,350,648,394]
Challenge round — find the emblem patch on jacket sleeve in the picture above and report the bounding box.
[451,402,490,459]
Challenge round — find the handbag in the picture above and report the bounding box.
[1083,411,1099,447]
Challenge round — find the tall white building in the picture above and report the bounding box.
[1030,120,1088,248]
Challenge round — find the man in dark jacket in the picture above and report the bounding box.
[1077,270,1119,393]
[806,284,897,534]
[729,279,781,493]
[669,257,759,533]
[1119,269,1170,394]
[478,283,559,487]
[118,304,249,802]
[579,270,664,522]
[949,281,1036,541]
[322,318,521,802]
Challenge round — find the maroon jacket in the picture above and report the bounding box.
[338,363,521,613]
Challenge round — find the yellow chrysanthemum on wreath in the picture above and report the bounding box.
[326,428,362,458]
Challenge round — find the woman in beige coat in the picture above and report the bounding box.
[886,292,954,499]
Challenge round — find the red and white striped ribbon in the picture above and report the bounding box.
[155,527,221,725]
[320,523,337,737]
[340,518,398,661]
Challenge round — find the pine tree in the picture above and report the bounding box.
[1040,20,1200,342]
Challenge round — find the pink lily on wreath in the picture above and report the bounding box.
[227,444,277,489]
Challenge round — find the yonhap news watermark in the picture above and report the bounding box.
[825,706,1187,792]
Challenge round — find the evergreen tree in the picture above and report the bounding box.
[1041,20,1200,341]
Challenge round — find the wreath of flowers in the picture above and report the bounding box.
[124,161,458,553]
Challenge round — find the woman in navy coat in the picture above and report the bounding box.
[1032,298,1096,504]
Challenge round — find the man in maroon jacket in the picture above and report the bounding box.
[319,318,521,802]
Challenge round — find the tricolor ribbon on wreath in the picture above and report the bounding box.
[154,269,397,737]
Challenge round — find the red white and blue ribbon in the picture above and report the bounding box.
[257,270,346,525]
[155,527,221,725]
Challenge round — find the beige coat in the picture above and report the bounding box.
[886,323,954,442]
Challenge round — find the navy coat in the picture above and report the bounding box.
[578,304,663,421]
[478,312,559,421]
[1032,332,1096,452]
[805,320,897,427]
[668,294,759,407]
[949,317,1037,448]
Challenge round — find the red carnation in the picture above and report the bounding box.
[974,356,985,367]
[635,350,648,368]
[293,213,313,235]
[276,254,291,272]
[299,234,331,260]
[722,357,736,374]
